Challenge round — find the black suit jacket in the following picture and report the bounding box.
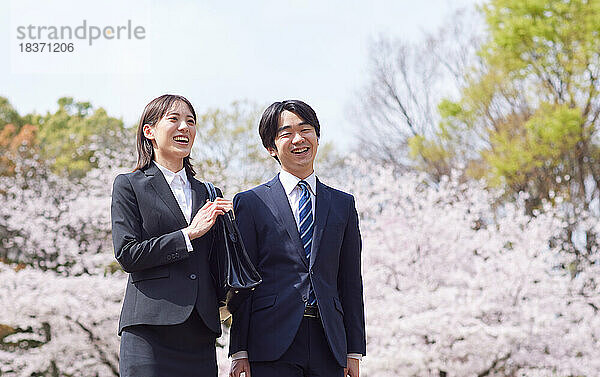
[229,175,366,367]
[111,162,222,335]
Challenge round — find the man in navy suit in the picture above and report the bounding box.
[229,100,366,377]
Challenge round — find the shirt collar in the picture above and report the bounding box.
[279,169,316,196]
[154,161,189,187]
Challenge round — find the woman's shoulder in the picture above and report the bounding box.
[113,169,146,188]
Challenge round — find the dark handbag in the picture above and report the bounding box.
[204,182,261,317]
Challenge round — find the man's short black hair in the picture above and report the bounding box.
[258,100,321,162]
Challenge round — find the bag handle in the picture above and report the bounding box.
[204,181,218,201]
[203,181,239,249]
[204,181,235,224]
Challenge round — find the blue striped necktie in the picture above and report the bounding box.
[298,180,317,305]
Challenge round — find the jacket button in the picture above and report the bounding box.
[190,274,197,280]
[166,255,172,261]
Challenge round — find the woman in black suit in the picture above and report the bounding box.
[111,94,232,377]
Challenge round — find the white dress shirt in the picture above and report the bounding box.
[232,170,362,361]
[278,169,316,230]
[154,161,194,252]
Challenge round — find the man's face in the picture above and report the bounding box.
[268,110,319,179]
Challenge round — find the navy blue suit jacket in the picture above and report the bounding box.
[111,162,222,335]
[229,174,366,367]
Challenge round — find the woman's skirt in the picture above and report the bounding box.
[119,309,218,377]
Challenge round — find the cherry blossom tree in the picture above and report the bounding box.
[0,151,131,275]
[1,151,599,376]
[340,160,600,377]
[0,264,122,376]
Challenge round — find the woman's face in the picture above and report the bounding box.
[144,100,196,164]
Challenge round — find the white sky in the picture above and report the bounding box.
[0,0,481,147]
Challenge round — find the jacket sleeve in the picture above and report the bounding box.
[228,191,257,356]
[338,195,367,355]
[111,174,189,273]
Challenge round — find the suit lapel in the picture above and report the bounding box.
[144,162,188,228]
[310,179,331,267]
[262,175,309,268]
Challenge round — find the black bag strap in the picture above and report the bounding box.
[203,180,225,258]
[204,181,235,227]
[204,181,218,201]
[203,180,223,287]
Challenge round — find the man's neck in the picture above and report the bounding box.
[281,167,314,180]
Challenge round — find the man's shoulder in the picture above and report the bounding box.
[318,179,355,203]
[234,178,275,201]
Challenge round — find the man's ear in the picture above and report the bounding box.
[143,124,154,140]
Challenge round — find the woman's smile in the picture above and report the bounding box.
[173,134,190,145]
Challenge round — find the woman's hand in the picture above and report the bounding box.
[185,198,233,240]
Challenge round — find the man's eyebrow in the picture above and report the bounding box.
[277,122,310,132]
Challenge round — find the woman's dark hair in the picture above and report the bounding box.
[134,94,197,176]
[258,99,321,162]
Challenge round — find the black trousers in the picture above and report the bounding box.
[250,316,343,377]
[119,309,218,377]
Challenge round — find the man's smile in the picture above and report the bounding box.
[291,147,310,155]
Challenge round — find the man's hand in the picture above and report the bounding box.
[344,357,359,377]
[230,357,251,377]
[185,198,233,240]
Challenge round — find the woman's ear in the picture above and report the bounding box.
[267,147,277,157]
[142,123,154,140]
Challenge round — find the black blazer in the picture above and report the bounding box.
[111,162,222,335]
[229,175,366,367]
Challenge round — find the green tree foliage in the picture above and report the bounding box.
[0,96,132,178]
[479,0,600,212]
[0,97,24,130]
[2,95,342,191]
[0,97,42,176]
[354,9,482,180]
[414,0,600,215]
[357,1,600,255]
[400,0,600,257]
[36,97,131,177]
